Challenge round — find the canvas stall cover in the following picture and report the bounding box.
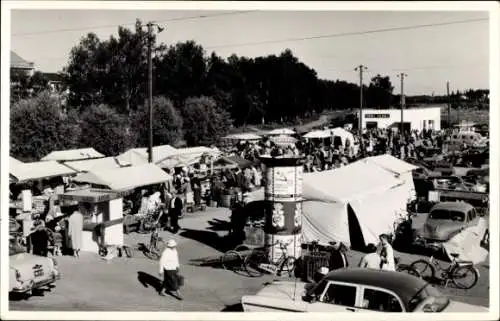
[10,159,76,183]
[116,145,177,166]
[64,157,122,172]
[301,161,406,248]
[442,217,489,264]
[41,148,105,161]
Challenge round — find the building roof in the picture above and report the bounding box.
[430,202,474,212]
[42,72,65,83]
[11,51,34,69]
[41,148,105,161]
[325,268,429,309]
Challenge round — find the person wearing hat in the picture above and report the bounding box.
[158,239,182,299]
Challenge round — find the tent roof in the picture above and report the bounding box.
[267,128,295,136]
[224,133,261,140]
[11,51,34,69]
[41,148,105,161]
[72,163,170,191]
[116,145,178,166]
[225,155,253,168]
[303,130,331,139]
[156,146,221,168]
[10,156,24,167]
[303,161,403,203]
[64,157,123,172]
[363,154,419,175]
[10,160,76,183]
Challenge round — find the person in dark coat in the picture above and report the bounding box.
[168,192,183,234]
[28,220,50,257]
[328,241,349,271]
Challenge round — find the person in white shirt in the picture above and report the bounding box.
[379,234,396,271]
[358,243,382,269]
[158,239,182,299]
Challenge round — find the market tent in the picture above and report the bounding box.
[270,135,297,146]
[363,154,418,202]
[10,160,77,183]
[329,127,355,146]
[301,160,407,249]
[72,163,170,191]
[303,130,331,139]
[224,133,261,141]
[41,148,105,161]
[225,155,254,168]
[267,128,295,136]
[156,146,221,169]
[116,145,178,166]
[64,157,125,173]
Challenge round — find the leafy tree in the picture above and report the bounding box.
[133,96,184,147]
[10,92,81,161]
[78,104,135,156]
[367,74,394,109]
[181,96,233,146]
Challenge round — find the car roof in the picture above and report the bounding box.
[431,202,474,212]
[324,268,427,306]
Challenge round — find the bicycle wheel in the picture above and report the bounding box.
[244,251,267,277]
[234,244,250,252]
[451,265,479,290]
[397,264,420,278]
[277,257,296,277]
[221,250,244,271]
[410,260,435,282]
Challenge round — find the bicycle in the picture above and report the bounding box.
[409,245,479,290]
[242,240,297,278]
[142,222,165,260]
[395,257,420,277]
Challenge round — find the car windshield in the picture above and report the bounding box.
[429,210,465,222]
[409,284,450,312]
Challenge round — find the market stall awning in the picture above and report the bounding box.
[72,163,170,191]
[267,128,295,136]
[303,130,331,139]
[116,145,178,166]
[225,155,254,168]
[363,154,418,175]
[270,134,297,146]
[224,133,262,141]
[64,157,124,173]
[156,146,221,169]
[10,159,77,183]
[41,148,105,161]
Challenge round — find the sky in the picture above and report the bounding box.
[10,9,490,95]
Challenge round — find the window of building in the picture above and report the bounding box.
[360,288,403,312]
[428,120,435,129]
[321,283,357,307]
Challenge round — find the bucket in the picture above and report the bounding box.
[221,194,232,208]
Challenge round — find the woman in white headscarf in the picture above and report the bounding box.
[158,239,183,300]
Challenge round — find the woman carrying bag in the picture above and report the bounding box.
[158,239,183,300]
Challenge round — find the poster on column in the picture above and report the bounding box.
[265,166,303,199]
[264,201,302,234]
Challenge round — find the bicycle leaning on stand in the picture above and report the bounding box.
[409,244,480,290]
[222,240,297,278]
[142,222,165,260]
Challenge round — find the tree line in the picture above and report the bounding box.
[10,19,489,161]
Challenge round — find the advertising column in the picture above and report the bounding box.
[259,155,305,263]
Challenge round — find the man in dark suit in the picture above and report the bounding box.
[168,192,183,234]
[328,241,349,271]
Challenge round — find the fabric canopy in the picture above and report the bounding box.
[225,155,253,168]
[363,154,418,175]
[72,163,170,191]
[10,160,77,183]
[303,130,331,139]
[116,145,178,166]
[267,128,295,136]
[329,127,355,145]
[64,157,124,173]
[224,133,261,141]
[41,148,105,161]
[270,135,297,146]
[156,146,221,169]
[302,160,408,249]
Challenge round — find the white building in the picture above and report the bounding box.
[359,106,441,132]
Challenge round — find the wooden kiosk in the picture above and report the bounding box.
[59,188,131,253]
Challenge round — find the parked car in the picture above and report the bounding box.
[9,236,61,296]
[420,202,479,242]
[430,175,473,191]
[241,268,487,312]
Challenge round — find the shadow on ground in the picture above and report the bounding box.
[221,303,243,311]
[206,218,231,232]
[137,271,162,293]
[179,228,234,253]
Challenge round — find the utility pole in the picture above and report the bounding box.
[446,81,451,129]
[355,64,367,153]
[145,22,164,163]
[397,73,407,134]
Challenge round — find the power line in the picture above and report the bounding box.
[204,18,488,50]
[12,11,254,37]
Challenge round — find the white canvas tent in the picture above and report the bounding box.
[116,145,178,166]
[41,148,105,161]
[64,157,126,173]
[362,154,418,203]
[303,130,331,139]
[156,146,221,169]
[329,127,355,146]
[301,160,409,249]
[10,159,77,183]
[224,133,261,141]
[72,163,170,191]
[267,128,295,136]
